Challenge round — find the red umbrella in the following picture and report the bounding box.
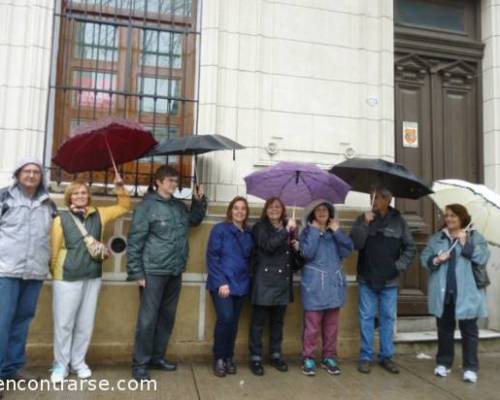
[53,116,157,174]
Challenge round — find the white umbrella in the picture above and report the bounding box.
[430,179,500,246]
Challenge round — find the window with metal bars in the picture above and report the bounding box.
[49,0,199,194]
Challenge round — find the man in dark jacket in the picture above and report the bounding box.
[127,166,207,381]
[351,188,416,375]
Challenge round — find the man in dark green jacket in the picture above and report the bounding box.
[127,166,207,381]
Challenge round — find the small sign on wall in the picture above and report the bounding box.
[402,121,419,148]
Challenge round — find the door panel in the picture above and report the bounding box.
[395,54,433,314]
[394,54,481,315]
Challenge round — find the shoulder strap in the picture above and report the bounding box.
[46,199,58,218]
[70,213,91,239]
[0,187,10,218]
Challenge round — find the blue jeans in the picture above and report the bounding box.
[358,283,398,362]
[0,278,43,378]
[210,292,245,360]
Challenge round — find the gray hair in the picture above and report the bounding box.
[371,186,393,199]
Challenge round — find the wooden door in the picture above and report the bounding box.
[395,53,482,315]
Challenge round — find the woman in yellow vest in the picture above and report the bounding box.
[50,175,130,382]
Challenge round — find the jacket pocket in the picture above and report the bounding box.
[302,265,326,292]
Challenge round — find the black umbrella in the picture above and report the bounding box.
[145,134,245,186]
[329,158,432,199]
[146,134,245,158]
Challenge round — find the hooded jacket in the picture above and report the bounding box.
[299,200,354,311]
[206,222,254,296]
[127,192,207,279]
[421,229,490,320]
[0,158,56,280]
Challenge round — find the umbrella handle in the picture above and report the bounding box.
[447,222,474,252]
[292,206,296,220]
[104,136,119,177]
[370,192,375,209]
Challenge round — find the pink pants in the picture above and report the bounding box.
[303,308,340,359]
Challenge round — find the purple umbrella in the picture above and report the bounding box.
[244,161,351,209]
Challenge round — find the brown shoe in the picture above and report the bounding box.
[213,359,226,378]
[380,359,400,374]
[358,360,372,374]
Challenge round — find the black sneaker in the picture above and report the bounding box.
[321,358,341,375]
[250,361,264,376]
[302,358,316,376]
[270,358,288,372]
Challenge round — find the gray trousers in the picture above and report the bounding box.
[132,274,182,371]
[52,278,102,370]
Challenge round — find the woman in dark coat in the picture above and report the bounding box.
[249,197,302,376]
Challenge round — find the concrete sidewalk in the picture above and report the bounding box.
[3,353,500,400]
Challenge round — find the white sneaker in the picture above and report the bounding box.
[463,370,477,383]
[72,365,92,379]
[50,364,68,383]
[434,365,451,377]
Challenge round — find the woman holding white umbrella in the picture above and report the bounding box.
[421,203,490,384]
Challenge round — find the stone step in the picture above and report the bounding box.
[395,329,500,355]
[397,316,436,333]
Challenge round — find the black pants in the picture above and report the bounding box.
[436,300,479,371]
[249,305,287,361]
[132,274,182,370]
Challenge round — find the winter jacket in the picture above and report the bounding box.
[251,219,303,306]
[206,222,254,296]
[127,192,207,280]
[0,158,57,280]
[351,207,416,289]
[421,229,490,320]
[51,187,130,281]
[300,225,353,311]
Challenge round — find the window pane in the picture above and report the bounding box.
[70,119,89,131]
[134,0,193,17]
[138,76,180,114]
[141,30,183,69]
[69,0,193,18]
[140,126,179,163]
[74,22,118,62]
[72,70,116,108]
[396,0,465,32]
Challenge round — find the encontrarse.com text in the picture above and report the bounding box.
[0,378,157,392]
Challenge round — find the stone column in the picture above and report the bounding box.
[0,0,54,185]
[482,0,500,330]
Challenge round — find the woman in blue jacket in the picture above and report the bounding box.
[421,204,490,384]
[206,196,253,378]
[300,200,353,376]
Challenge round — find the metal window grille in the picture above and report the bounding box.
[45,0,200,196]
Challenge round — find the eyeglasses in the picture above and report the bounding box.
[21,169,42,176]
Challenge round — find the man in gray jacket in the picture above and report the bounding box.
[0,158,56,386]
[351,188,416,375]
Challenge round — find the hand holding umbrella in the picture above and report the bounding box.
[193,184,205,200]
[113,172,125,188]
